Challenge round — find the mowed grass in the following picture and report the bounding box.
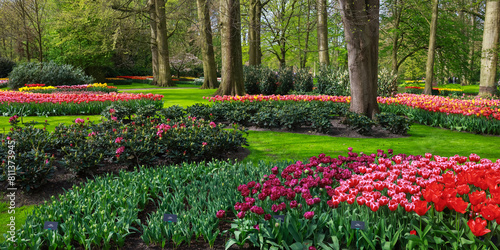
[112,82,201,89]
[243,124,500,163]
[123,88,216,108]
[399,83,481,95]
[0,202,35,242]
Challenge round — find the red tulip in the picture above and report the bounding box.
[469,191,487,206]
[480,204,500,221]
[467,217,491,237]
[413,200,431,216]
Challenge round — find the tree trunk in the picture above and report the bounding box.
[215,0,245,96]
[424,0,439,95]
[155,0,173,87]
[248,0,262,65]
[391,0,401,75]
[339,0,379,119]
[317,0,329,66]
[148,0,158,85]
[479,0,499,96]
[197,0,218,89]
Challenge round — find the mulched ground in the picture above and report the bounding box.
[1,120,404,249]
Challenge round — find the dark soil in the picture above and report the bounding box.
[2,120,403,249]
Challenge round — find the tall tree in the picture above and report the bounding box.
[479,0,499,96]
[197,0,218,89]
[155,0,174,87]
[338,0,380,118]
[215,0,245,95]
[248,0,267,65]
[423,0,438,95]
[261,0,298,68]
[148,0,159,85]
[317,0,329,66]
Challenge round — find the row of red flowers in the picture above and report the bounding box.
[226,149,500,239]
[206,94,500,120]
[0,91,163,104]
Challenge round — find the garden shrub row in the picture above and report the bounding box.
[0,109,247,191]
[186,101,412,135]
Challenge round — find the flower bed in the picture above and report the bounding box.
[19,83,117,93]
[4,149,498,249]
[206,94,500,134]
[0,91,163,116]
[225,151,500,249]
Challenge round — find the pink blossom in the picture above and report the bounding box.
[115,137,124,143]
[304,211,314,219]
[109,108,116,113]
[216,210,225,219]
[75,118,85,124]
[116,146,125,155]
[209,122,216,128]
[202,142,207,146]
[111,116,117,121]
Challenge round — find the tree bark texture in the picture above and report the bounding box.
[317,0,329,66]
[155,0,173,87]
[197,0,219,89]
[338,0,380,119]
[479,0,500,96]
[391,0,402,75]
[424,0,439,95]
[215,0,245,96]
[148,0,158,85]
[249,0,262,65]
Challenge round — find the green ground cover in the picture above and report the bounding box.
[399,83,480,95]
[0,203,35,242]
[123,88,216,107]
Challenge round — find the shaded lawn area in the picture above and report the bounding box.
[242,124,500,163]
[123,88,216,108]
[113,82,201,89]
[399,83,481,95]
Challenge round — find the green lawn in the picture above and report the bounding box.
[112,82,201,89]
[243,124,500,163]
[399,83,480,94]
[0,202,35,242]
[124,88,216,107]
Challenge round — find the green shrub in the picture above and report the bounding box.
[0,57,15,78]
[375,112,412,135]
[8,61,94,89]
[293,68,313,93]
[243,65,261,94]
[159,105,185,120]
[185,103,212,120]
[377,68,398,97]
[317,66,350,96]
[276,67,294,95]
[343,112,375,135]
[100,104,133,121]
[61,142,105,176]
[0,149,55,192]
[259,67,278,95]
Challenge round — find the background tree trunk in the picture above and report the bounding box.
[197,0,219,89]
[317,0,329,66]
[479,0,499,96]
[339,0,380,119]
[248,0,262,65]
[390,0,402,75]
[215,0,245,95]
[155,0,173,87]
[148,0,158,85]
[424,0,439,95]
